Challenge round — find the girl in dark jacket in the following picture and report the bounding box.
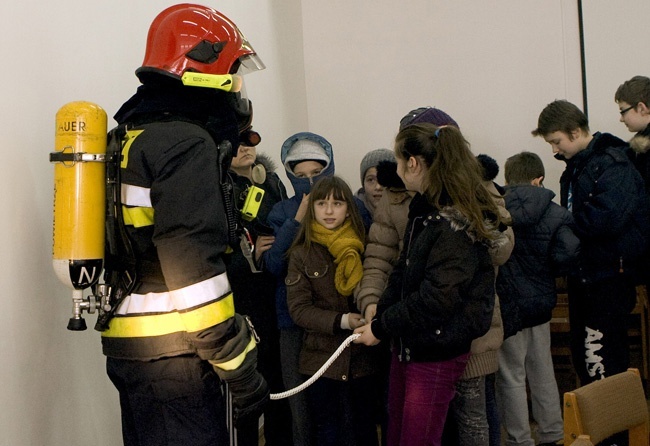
[286,176,379,446]
[355,124,501,446]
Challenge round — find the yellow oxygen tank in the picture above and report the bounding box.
[50,101,107,330]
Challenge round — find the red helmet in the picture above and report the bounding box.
[136,4,265,81]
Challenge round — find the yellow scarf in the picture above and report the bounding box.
[310,219,364,296]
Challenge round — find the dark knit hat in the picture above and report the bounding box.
[360,148,395,184]
[399,106,459,130]
[376,160,405,189]
[476,154,499,181]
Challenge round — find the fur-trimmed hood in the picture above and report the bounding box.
[254,152,279,173]
[439,205,509,252]
[630,126,650,155]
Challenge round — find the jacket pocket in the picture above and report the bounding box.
[304,264,329,279]
[285,273,301,286]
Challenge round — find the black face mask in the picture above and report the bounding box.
[227,93,253,134]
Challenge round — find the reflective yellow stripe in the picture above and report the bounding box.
[179,294,235,332]
[103,293,235,338]
[123,205,154,228]
[212,336,257,371]
[121,129,145,169]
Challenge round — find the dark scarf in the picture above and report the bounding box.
[113,76,240,151]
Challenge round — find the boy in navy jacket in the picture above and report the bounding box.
[532,100,649,386]
[495,151,579,446]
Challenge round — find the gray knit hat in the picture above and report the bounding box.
[360,148,395,184]
[399,106,459,130]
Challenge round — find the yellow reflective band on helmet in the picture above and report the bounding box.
[121,129,145,169]
[212,336,257,371]
[102,293,235,338]
[122,205,154,228]
[181,72,242,92]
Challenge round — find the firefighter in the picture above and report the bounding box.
[101,5,269,445]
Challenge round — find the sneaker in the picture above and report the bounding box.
[538,441,563,446]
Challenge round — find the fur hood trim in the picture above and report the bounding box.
[630,133,650,155]
[255,153,278,172]
[439,206,504,248]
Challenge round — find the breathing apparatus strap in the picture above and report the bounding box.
[217,139,242,248]
[218,141,261,273]
[94,125,137,332]
[95,126,251,332]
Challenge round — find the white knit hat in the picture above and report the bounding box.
[284,138,330,172]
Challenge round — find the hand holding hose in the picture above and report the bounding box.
[353,323,380,346]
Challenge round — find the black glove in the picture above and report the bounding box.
[227,363,270,429]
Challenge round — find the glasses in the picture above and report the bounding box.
[620,105,636,116]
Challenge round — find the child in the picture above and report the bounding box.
[263,131,333,446]
[355,123,501,446]
[532,99,649,385]
[443,153,514,446]
[226,128,292,446]
[263,132,370,446]
[356,148,397,218]
[354,108,462,446]
[286,176,379,446]
[615,75,650,195]
[356,106,460,327]
[495,151,580,446]
[615,75,650,288]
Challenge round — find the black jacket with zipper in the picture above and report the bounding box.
[372,193,496,362]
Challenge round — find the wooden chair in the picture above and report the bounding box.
[551,277,577,387]
[629,285,649,382]
[563,368,649,446]
[550,289,571,365]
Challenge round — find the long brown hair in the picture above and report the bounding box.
[289,176,366,253]
[394,123,500,240]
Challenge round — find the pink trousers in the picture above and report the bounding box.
[387,351,470,446]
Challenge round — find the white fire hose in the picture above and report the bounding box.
[269,333,361,400]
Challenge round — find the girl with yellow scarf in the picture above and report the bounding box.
[286,176,380,446]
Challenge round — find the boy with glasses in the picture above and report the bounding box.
[615,75,650,195]
[615,75,650,291]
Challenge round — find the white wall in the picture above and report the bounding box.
[580,0,650,139]
[0,1,643,445]
[301,0,583,193]
[0,1,303,445]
